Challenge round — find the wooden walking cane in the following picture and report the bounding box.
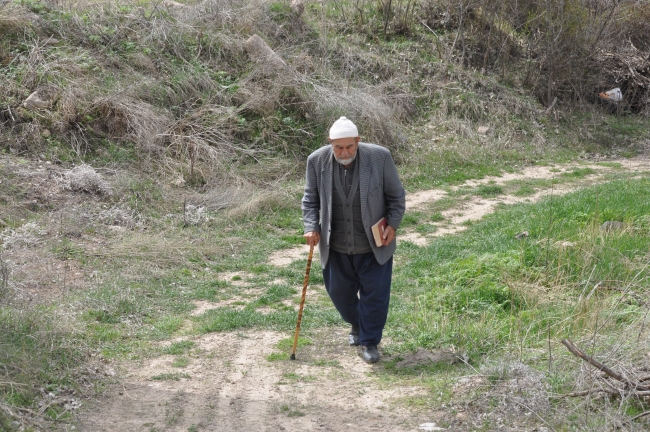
[290,244,314,360]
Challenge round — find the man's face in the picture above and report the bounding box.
[329,136,360,166]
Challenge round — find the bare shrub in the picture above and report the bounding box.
[62,164,111,196]
[481,361,550,415]
[616,1,650,51]
[183,203,209,226]
[0,223,46,251]
[98,206,141,228]
[8,122,45,155]
[193,185,246,211]
[163,202,210,226]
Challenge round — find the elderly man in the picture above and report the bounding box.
[302,117,406,363]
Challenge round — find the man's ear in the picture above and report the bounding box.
[355,137,360,144]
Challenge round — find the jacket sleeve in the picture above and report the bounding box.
[382,151,406,230]
[301,155,321,233]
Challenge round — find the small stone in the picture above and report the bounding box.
[477,126,490,134]
[23,86,59,110]
[41,129,51,138]
[290,0,304,16]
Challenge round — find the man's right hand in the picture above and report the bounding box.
[304,231,321,247]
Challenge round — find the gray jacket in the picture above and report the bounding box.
[302,142,406,268]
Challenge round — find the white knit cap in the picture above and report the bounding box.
[329,117,359,139]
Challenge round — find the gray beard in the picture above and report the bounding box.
[335,153,356,166]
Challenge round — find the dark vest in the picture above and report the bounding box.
[330,158,372,254]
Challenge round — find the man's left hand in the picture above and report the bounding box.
[381,225,396,246]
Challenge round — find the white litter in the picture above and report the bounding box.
[598,87,623,102]
[419,423,445,431]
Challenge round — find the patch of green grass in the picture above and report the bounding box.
[275,336,313,350]
[88,322,122,342]
[172,356,190,368]
[266,352,288,361]
[401,212,420,227]
[476,184,504,197]
[512,184,536,197]
[560,167,596,178]
[256,285,297,306]
[312,359,340,367]
[0,306,95,423]
[161,340,195,355]
[424,196,459,213]
[280,234,305,245]
[280,372,317,383]
[415,224,437,235]
[279,404,306,417]
[152,316,184,339]
[596,162,622,169]
[192,280,229,301]
[389,177,650,361]
[52,238,84,260]
[151,372,191,381]
[196,307,339,333]
[430,212,444,222]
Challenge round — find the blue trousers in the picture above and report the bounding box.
[322,250,393,346]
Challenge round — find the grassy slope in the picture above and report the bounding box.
[1,0,650,430]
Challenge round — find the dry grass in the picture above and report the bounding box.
[226,188,291,219]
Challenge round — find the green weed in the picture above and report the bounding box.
[162,340,195,355]
[266,352,287,362]
[401,213,420,227]
[279,404,306,417]
[275,337,313,350]
[560,167,596,178]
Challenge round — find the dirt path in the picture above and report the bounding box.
[76,158,650,432]
[399,158,650,245]
[76,328,432,432]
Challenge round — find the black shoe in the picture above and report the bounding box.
[348,325,360,346]
[361,345,380,363]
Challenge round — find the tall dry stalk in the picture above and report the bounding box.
[0,250,9,299]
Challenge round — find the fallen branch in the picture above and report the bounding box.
[560,339,650,391]
[630,411,650,422]
[562,388,618,398]
[561,338,650,408]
